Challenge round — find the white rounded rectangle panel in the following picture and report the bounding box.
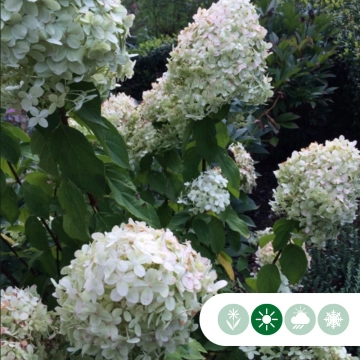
[199,293,360,346]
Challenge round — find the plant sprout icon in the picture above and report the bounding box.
[255,307,279,332]
[226,308,241,331]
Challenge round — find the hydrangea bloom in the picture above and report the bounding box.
[110,0,273,161]
[1,286,55,360]
[52,220,226,360]
[240,346,358,360]
[270,136,360,247]
[1,0,135,127]
[178,169,230,215]
[140,0,272,125]
[228,142,257,193]
[249,228,311,293]
[101,92,138,127]
[101,93,159,164]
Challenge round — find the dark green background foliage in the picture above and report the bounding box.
[301,221,360,293]
[251,0,340,154]
[118,38,177,100]
[123,0,214,41]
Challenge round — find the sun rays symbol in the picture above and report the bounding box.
[255,307,279,331]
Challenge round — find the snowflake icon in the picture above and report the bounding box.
[324,310,343,329]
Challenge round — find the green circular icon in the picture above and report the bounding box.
[285,304,316,335]
[251,304,283,335]
[218,304,249,335]
[318,304,349,335]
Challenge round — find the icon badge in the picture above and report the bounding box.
[251,304,283,335]
[284,304,316,335]
[318,304,349,335]
[218,304,249,335]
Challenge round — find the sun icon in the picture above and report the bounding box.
[255,307,279,331]
[251,304,283,335]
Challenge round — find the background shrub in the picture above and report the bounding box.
[301,220,360,293]
[117,36,177,100]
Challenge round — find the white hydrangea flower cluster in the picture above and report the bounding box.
[1,286,55,360]
[52,220,226,360]
[240,346,358,360]
[270,136,360,248]
[100,93,160,164]
[1,0,135,127]
[101,92,138,127]
[178,169,230,215]
[140,0,272,125]
[112,0,272,162]
[249,228,311,293]
[228,142,257,193]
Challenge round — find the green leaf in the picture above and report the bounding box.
[193,219,209,244]
[215,121,230,148]
[78,115,130,169]
[57,178,91,242]
[25,216,49,251]
[273,218,298,252]
[210,103,231,121]
[93,212,125,233]
[259,233,275,248]
[140,189,155,205]
[31,130,59,177]
[39,249,58,279]
[214,148,240,198]
[1,122,30,142]
[0,187,19,224]
[208,217,225,254]
[0,170,6,197]
[181,121,194,154]
[279,244,308,284]
[22,182,49,218]
[237,257,248,271]
[148,171,167,194]
[105,164,160,228]
[0,123,21,164]
[25,172,53,197]
[140,153,153,172]
[51,216,82,247]
[156,202,173,228]
[245,277,258,291]
[182,147,201,182]
[164,172,183,201]
[49,124,105,196]
[193,119,218,162]
[164,150,183,173]
[168,211,191,230]
[221,208,250,238]
[228,228,241,251]
[276,113,301,123]
[280,122,299,129]
[257,264,281,293]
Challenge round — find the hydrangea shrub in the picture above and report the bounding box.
[1,0,135,127]
[52,220,226,359]
[1,286,55,359]
[106,0,273,161]
[270,136,360,247]
[240,345,358,360]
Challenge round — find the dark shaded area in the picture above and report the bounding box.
[116,44,174,101]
